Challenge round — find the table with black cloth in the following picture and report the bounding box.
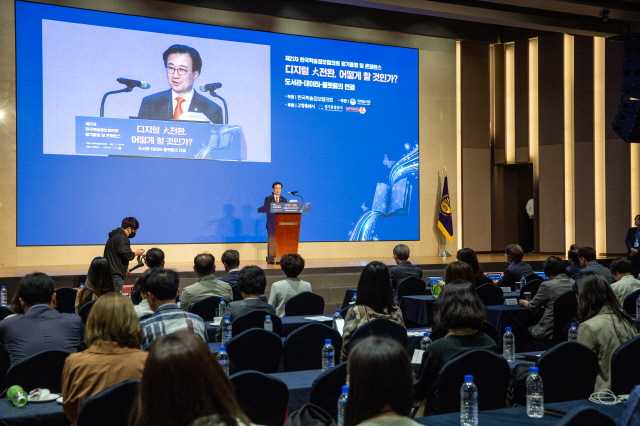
[485,305,539,352]
[0,398,69,426]
[342,288,434,310]
[205,315,334,342]
[271,369,323,412]
[414,399,626,426]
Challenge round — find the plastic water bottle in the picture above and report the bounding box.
[518,276,526,291]
[420,332,432,350]
[526,366,544,418]
[221,316,232,345]
[264,315,273,332]
[503,327,515,362]
[0,287,7,306]
[332,309,342,329]
[7,385,27,407]
[350,293,357,304]
[460,375,478,426]
[218,298,227,317]
[568,323,578,341]
[337,385,349,426]
[79,283,84,289]
[217,346,229,376]
[636,296,640,319]
[322,339,335,371]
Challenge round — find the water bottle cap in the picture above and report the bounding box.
[354,293,357,296]
[224,316,230,320]
[1,286,5,289]
[335,309,340,313]
[506,327,512,331]
[423,332,430,337]
[266,315,271,320]
[570,323,576,327]
[530,367,538,373]
[219,346,226,351]
[342,385,349,392]
[325,339,332,344]
[464,375,474,382]
[220,298,225,302]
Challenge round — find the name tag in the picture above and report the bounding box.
[411,349,425,364]
[505,298,518,305]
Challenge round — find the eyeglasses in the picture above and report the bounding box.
[166,66,191,76]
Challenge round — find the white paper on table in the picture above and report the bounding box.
[334,319,345,336]
[304,316,334,321]
[210,317,222,326]
[411,349,425,364]
[501,287,512,293]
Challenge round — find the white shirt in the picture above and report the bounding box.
[268,277,312,317]
[526,198,534,218]
[171,89,195,118]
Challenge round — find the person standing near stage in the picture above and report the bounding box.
[104,217,145,291]
[625,215,640,278]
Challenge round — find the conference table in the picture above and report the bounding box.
[485,305,540,352]
[205,315,334,342]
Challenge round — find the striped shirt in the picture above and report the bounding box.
[140,303,208,350]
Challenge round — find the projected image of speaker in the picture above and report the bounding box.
[612,36,640,143]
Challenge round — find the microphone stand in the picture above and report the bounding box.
[205,89,228,124]
[292,193,304,203]
[100,87,133,117]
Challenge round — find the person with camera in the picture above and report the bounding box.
[104,217,145,291]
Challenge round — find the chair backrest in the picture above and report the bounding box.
[232,310,282,336]
[397,277,427,301]
[79,299,97,324]
[524,273,541,284]
[309,361,348,421]
[554,406,616,426]
[476,283,504,306]
[54,287,78,314]
[536,341,598,403]
[552,290,578,345]
[230,370,289,426]
[76,380,139,426]
[284,291,325,316]
[611,335,640,395]
[437,349,510,414]
[188,296,221,322]
[6,349,73,393]
[282,323,342,372]
[0,306,13,321]
[350,318,408,350]
[520,279,542,301]
[623,289,640,317]
[479,321,499,345]
[226,328,282,374]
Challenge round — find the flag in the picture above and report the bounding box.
[438,173,454,242]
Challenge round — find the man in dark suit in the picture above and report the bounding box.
[574,246,614,284]
[495,244,534,290]
[138,44,222,124]
[389,244,423,292]
[264,181,286,204]
[220,249,242,301]
[0,273,84,365]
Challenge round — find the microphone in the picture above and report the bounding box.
[200,82,222,92]
[287,191,298,195]
[117,78,150,89]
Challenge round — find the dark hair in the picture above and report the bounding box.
[393,244,410,261]
[345,337,413,426]
[78,257,116,309]
[456,248,485,276]
[121,217,139,230]
[162,44,202,74]
[130,331,249,426]
[272,182,282,189]
[569,244,580,251]
[280,254,305,278]
[635,215,640,221]
[578,246,596,262]
[355,261,394,314]
[567,249,580,263]
[444,261,476,286]
[18,272,55,306]
[610,258,633,276]
[221,250,240,269]
[144,269,179,301]
[573,272,633,328]
[505,244,524,262]
[434,281,486,330]
[543,256,566,277]
[237,266,266,295]
[194,253,215,275]
[145,248,165,268]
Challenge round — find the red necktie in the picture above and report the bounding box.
[275,196,279,202]
[173,97,185,119]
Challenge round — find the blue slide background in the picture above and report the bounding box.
[15,1,419,246]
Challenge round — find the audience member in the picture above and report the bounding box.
[566,246,583,278]
[103,217,144,291]
[268,253,312,317]
[131,247,165,306]
[413,281,496,416]
[340,261,405,361]
[625,215,640,278]
[0,273,84,365]
[180,253,233,311]
[494,244,534,289]
[609,258,640,306]
[574,246,614,283]
[220,249,242,301]
[130,331,254,426]
[75,257,116,314]
[519,256,574,350]
[456,248,492,288]
[345,336,421,426]
[140,269,207,350]
[389,244,423,295]
[442,261,476,287]
[61,294,147,425]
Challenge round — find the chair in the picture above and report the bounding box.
[524,273,541,284]
[79,299,97,324]
[54,287,78,314]
[554,406,616,426]
[6,349,73,393]
[232,310,282,336]
[284,291,325,316]
[552,290,579,345]
[188,296,221,322]
[309,361,348,421]
[282,323,342,372]
[226,328,282,374]
[76,380,139,426]
[476,283,504,306]
[623,288,640,317]
[520,278,542,301]
[230,370,288,426]
[611,335,640,395]
[437,349,510,414]
[0,306,13,321]
[536,341,598,403]
[480,321,499,345]
[350,318,408,350]
[397,277,427,301]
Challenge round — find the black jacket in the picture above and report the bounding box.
[103,228,135,277]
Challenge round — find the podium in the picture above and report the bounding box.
[258,202,311,263]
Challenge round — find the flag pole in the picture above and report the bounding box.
[437,166,451,257]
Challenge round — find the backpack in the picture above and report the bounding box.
[284,403,336,426]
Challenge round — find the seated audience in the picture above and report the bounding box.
[609,258,640,306]
[573,246,614,283]
[340,261,405,361]
[180,253,233,311]
[75,257,116,314]
[62,294,147,425]
[414,281,496,416]
[456,248,492,288]
[131,247,165,305]
[494,244,534,289]
[140,269,208,350]
[439,261,476,288]
[345,336,421,426]
[389,244,423,295]
[518,256,574,350]
[574,272,637,392]
[220,249,242,301]
[130,331,254,426]
[268,253,312,317]
[0,273,84,365]
[566,245,583,278]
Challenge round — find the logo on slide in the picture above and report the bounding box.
[359,107,366,114]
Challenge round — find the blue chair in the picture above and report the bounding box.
[349,318,407,353]
[284,291,325,316]
[6,349,73,393]
[232,310,282,336]
[397,277,427,301]
[309,361,348,421]
[552,290,578,345]
[76,380,139,426]
[54,287,78,314]
[226,328,282,374]
[282,323,342,372]
[230,370,288,426]
[611,335,640,395]
[79,299,97,324]
[554,406,615,426]
[476,283,504,306]
[188,296,220,322]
